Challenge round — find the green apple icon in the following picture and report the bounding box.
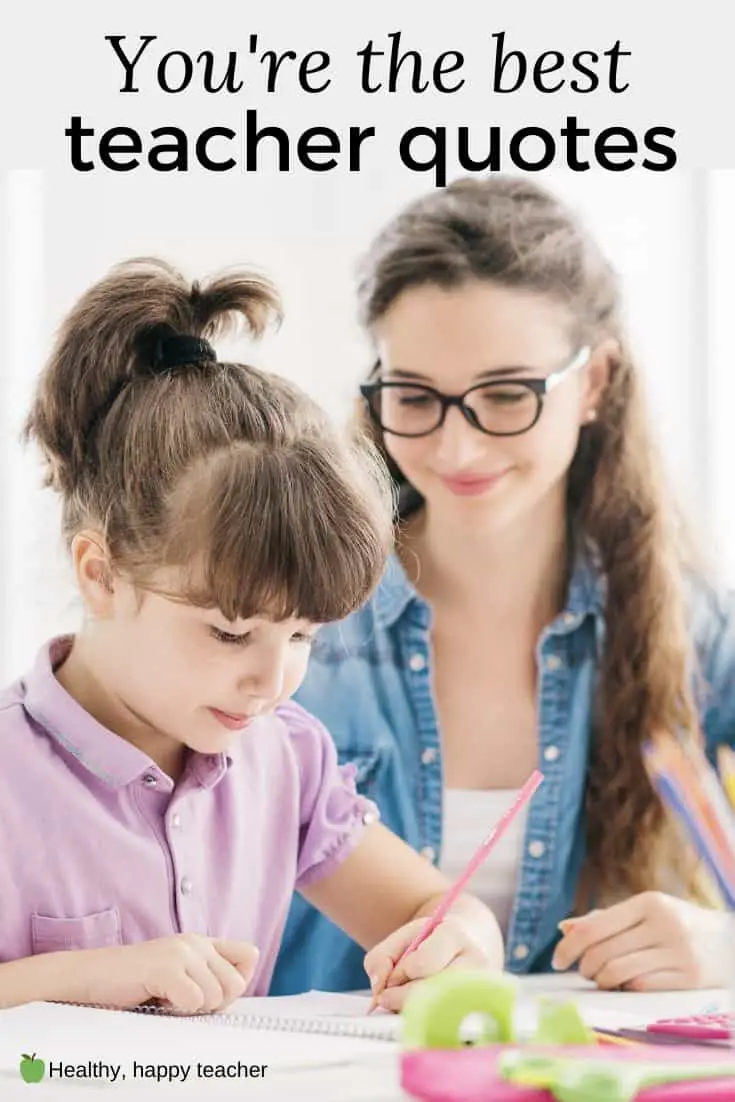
[19,1053,45,1083]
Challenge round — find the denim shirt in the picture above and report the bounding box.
[270,552,735,995]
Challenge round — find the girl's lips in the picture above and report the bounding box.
[209,707,253,731]
[438,469,511,496]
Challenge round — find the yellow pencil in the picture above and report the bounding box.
[592,1029,642,1048]
[717,745,735,812]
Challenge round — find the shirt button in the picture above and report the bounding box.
[544,654,563,672]
[170,813,182,830]
[408,653,426,672]
[562,612,579,627]
[513,944,530,961]
[142,773,157,788]
[528,840,546,859]
[362,809,380,825]
[421,747,437,765]
[543,745,560,763]
[180,876,193,896]
[420,845,436,862]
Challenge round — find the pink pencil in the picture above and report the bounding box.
[369,769,544,1012]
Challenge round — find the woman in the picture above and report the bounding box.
[271,176,735,996]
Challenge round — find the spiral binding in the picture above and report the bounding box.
[60,1000,398,1041]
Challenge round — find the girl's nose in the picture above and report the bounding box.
[238,649,287,704]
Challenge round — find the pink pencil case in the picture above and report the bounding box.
[400,1044,735,1102]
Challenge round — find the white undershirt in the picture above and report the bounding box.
[440,788,529,938]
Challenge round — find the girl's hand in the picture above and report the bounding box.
[79,934,260,1012]
[363,915,489,1012]
[552,892,729,991]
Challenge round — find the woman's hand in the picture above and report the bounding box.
[363,913,491,1012]
[552,891,729,991]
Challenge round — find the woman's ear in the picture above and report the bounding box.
[582,338,618,422]
[70,530,115,617]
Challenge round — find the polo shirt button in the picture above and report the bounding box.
[544,654,563,671]
[408,653,426,672]
[513,944,530,961]
[421,747,437,765]
[142,773,157,788]
[562,612,579,627]
[420,845,436,862]
[544,745,560,762]
[528,840,545,858]
[170,813,182,830]
[362,809,380,825]
[180,876,193,896]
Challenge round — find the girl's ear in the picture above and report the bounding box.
[70,530,116,617]
[581,337,618,422]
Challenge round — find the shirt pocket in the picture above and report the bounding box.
[31,906,122,955]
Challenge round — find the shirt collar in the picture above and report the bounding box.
[561,540,607,622]
[22,636,231,789]
[371,541,606,633]
[372,553,428,630]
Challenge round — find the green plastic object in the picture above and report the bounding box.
[532,998,596,1047]
[499,1050,735,1102]
[400,971,518,1049]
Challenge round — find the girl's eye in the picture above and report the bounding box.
[211,627,250,646]
[291,633,316,646]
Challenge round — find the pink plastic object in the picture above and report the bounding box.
[400,1045,735,1102]
[646,1013,735,1042]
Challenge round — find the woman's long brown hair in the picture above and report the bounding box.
[356,176,702,901]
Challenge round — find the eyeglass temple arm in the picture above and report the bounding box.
[544,346,591,392]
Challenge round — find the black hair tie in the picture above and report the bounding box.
[153,334,217,371]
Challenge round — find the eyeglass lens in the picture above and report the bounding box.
[373,383,540,436]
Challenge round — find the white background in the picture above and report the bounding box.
[1,167,733,682]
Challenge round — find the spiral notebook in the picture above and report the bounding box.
[120,990,402,1041]
[0,994,400,1084]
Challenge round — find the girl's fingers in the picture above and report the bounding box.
[387,919,470,987]
[204,950,247,1008]
[378,953,478,1011]
[378,977,424,1012]
[364,919,424,990]
[149,971,207,1015]
[183,957,225,1013]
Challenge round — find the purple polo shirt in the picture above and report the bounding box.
[0,638,378,995]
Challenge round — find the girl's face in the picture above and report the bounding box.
[80,560,319,754]
[372,280,610,534]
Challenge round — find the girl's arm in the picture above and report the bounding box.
[301,821,504,1005]
[0,951,89,1009]
[0,936,259,1011]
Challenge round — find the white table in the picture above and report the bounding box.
[0,975,729,1101]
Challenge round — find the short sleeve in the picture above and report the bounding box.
[274,701,380,890]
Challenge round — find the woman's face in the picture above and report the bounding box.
[372,280,609,534]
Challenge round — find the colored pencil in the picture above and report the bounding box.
[368,770,544,1012]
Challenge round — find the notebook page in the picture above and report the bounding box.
[0,998,397,1094]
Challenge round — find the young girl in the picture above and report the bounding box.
[0,258,502,1013]
[273,176,735,997]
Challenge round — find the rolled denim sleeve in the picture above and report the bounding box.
[690,581,735,754]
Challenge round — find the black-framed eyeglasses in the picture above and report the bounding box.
[360,347,591,439]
